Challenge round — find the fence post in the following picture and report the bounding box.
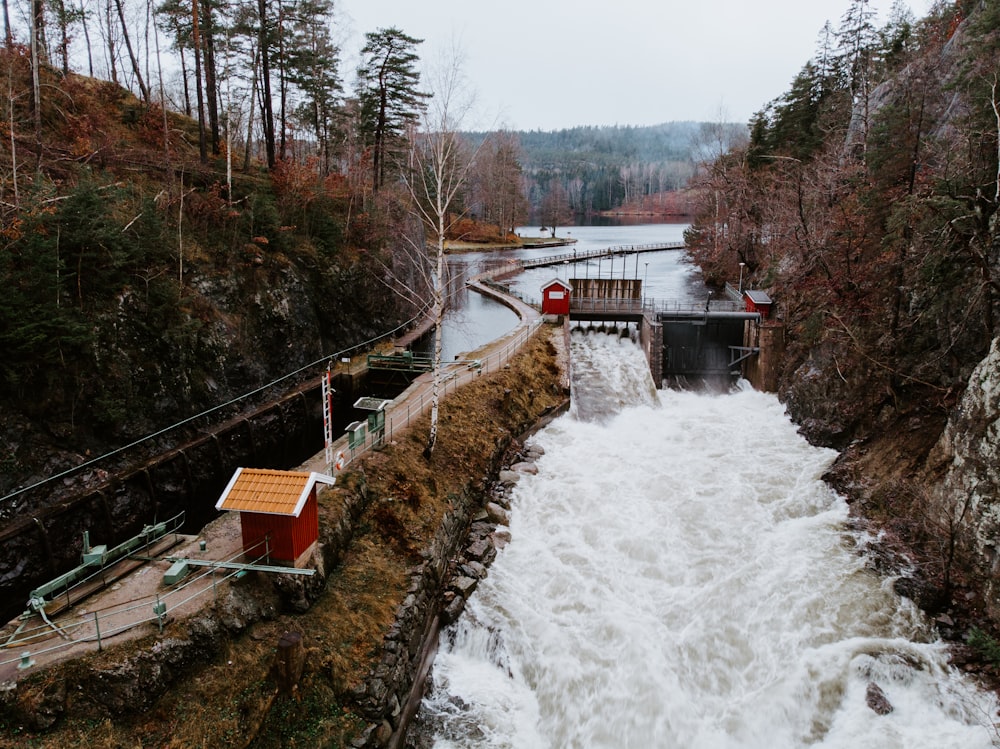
[94,611,102,651]
[153,596,167,633]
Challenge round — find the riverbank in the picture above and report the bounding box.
[0,326,570,748]
[444,236,577,253]
[822,411,1000,692]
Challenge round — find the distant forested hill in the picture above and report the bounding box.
[468,121,745,219]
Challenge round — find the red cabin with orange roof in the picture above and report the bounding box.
[215,468,335,566]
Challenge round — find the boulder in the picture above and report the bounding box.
[511,462,538,475]
[486,502,510,526]
[498,470,520,485]
[450,576,478,598]
[491,529,512,549]
[866,682,893,715]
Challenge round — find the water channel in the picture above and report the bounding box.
[427,223,700,362]
[409,224,999,748]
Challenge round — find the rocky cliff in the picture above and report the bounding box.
[925,338,1000,622]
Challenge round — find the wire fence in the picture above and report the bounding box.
[1,534,280,670]
[4,316,546,672]
[0,256,552,672]
[335,319,545,468]
[0,303,438,508]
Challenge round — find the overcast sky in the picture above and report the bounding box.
[338,0,932,131]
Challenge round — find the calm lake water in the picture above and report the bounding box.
[424,223,700,361]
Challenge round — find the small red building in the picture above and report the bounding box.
[541,278,572,316]
[215,468,335,566]
[743,289,773,319]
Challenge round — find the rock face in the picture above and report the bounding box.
[780,339,887,448]
[924,337,1000,620]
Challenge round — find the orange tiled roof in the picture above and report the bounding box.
[214,468,335,517]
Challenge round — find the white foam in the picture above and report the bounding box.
[418,337,997,748]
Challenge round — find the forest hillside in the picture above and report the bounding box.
[685,0,1000,629]
[0,50,416,507]
[513,122,737,217]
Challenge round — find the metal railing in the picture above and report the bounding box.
[337,319,545,468]
[519,242,685,269]
[2,535,278,669]
[367,352,435,372]
[567,297,746,316]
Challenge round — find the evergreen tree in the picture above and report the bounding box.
[286,0,342,172]
[356,27,428,192]
[836,0,880,151]
[768,62,830,161]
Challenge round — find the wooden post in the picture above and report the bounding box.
[274,631,305,695]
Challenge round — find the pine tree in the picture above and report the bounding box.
[836,0,879,151]
[286,0,342,172]
[356,27,428,192]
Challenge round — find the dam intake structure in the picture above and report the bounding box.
[554,276,784,390]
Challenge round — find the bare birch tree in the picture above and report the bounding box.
[400,50,479,457]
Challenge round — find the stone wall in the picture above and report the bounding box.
[350,441,550,749]
[743,320,785,393]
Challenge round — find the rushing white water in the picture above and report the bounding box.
[415,333,998,749]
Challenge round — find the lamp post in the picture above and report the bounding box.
[643,262,649,303]
[738,262,746,294]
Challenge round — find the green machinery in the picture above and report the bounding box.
[348,397,392,450]
[24,511,185,615]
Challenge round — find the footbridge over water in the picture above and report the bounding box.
[482,242,685,282]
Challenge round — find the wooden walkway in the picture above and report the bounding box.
[520,242,684,270]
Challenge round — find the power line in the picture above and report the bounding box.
[1,303,435,506]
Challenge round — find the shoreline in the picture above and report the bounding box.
[444,236,577,254]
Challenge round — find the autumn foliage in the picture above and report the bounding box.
[685,1,999,445]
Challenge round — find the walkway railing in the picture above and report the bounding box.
[473,242,685,279]
[568,297,747,316]
[336,319,545,468]
[520,242,684,269]
[1,534,278,670]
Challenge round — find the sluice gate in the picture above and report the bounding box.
[564,278,781,388]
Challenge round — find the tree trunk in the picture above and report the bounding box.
[373,86,387,192]
[114,0,150,101]
[30,0,43,170]
[7,67,19,207]
[190,0,206,161]
[257,0,275,169]
[425,228,445,458]
[201,0,219,155]
[178,45,191,116]
[56,0,70,74]
[3,0,12,48]
[104,0,118,86]
[277,1,287,161]
[31,0,46,60]
[153,6,170,166]
[243,42,258,171]
[79,0,95,77]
